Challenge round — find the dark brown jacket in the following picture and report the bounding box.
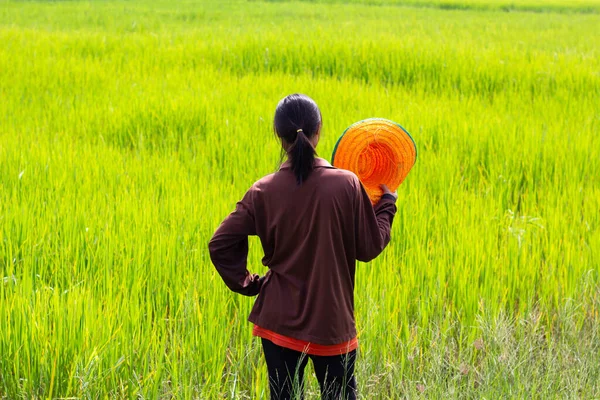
[208,158,397,345]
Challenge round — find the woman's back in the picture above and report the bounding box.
[208,93,397,400]
[209,157,397,344]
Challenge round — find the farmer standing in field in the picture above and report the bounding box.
[209,94,397,400]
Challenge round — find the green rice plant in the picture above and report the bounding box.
[0,0,599,397]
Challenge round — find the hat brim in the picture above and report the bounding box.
[332,118,417,204]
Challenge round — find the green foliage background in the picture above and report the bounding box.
[0,0,599,397]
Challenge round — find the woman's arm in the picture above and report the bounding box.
[354,180,398,263]
[208,187,264,296]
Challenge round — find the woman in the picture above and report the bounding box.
[209,94,397,400]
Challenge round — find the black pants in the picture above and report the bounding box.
[261,338,357,400]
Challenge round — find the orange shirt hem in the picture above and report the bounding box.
[253,325,358,356]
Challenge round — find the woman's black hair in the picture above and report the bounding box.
[274,94,322,185]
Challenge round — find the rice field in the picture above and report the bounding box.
[1,0,599,398]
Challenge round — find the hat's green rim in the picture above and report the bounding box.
[331,118,418,167]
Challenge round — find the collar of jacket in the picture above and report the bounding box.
[279,158,334,170]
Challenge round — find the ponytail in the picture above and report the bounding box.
[273,93,322,185]
[289,130,316,185]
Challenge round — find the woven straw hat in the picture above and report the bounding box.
[332,118,417,204]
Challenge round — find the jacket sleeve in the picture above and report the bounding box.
[208,186,264,296]
[354,178,397,263]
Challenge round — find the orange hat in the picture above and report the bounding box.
[332,118,417,204]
